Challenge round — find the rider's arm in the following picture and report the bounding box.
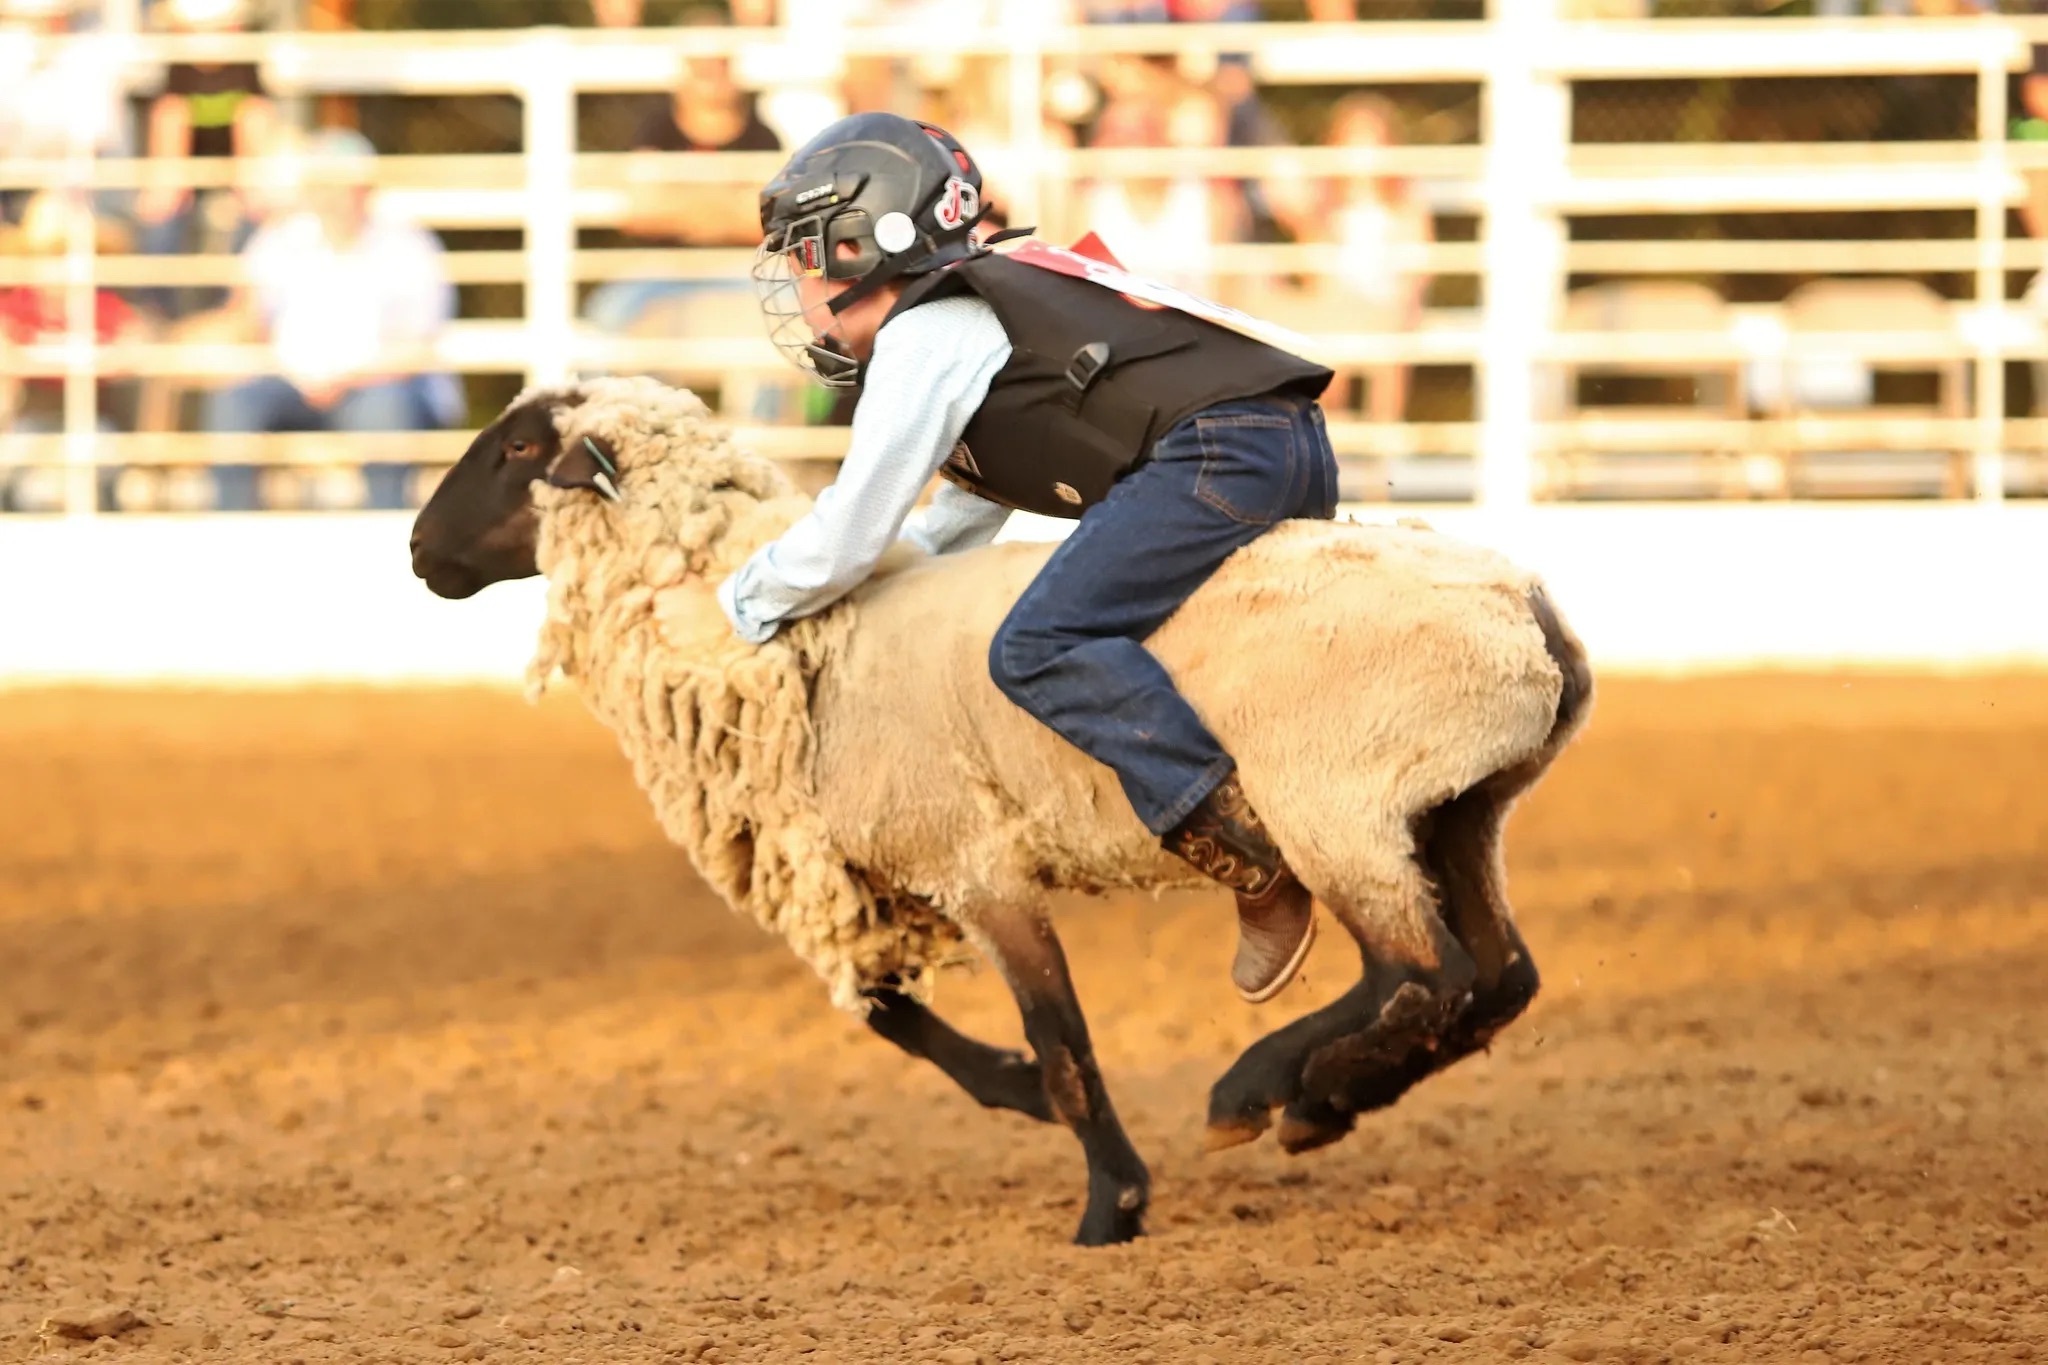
[717,295,1011,644]
[901,478,1011,556]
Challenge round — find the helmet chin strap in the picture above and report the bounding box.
[802,226,998,381]
[828,228,1015,315]
[824,253,915,317]
[797,254,912,386]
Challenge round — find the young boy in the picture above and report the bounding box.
[726,111,1340,1004]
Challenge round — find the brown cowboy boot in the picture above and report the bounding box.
[1163,772,1317,1004]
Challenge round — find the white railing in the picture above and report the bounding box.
[3,7,2045,516]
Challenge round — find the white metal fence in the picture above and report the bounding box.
[8,4,2048,515]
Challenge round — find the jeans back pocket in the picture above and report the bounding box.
[1193,410,1301,526]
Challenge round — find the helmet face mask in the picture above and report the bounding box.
[750,227,863,388]
[750,113,989,388]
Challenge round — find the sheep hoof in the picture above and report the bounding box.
[1277,1105,1354,1155]
[1074,1186,1148,1247]
[1203,1113,1271,1153]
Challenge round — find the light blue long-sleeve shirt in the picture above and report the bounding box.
[716,294,1015,644]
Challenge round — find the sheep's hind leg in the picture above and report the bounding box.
[1207,851,1475,1156]
[1267,933,1539,1155]
[975,904,1150,1247]
[1420,921,1539,1071]
[1243,586,1580,1153]
[1413,777,1544,1065]
[1277,787,1545,1149]
[861,988,1054,1123]
[1364,777,1544,1082]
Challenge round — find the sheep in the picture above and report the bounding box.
[408,375,1594,1247]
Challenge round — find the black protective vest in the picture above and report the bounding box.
[875,251,1333,519]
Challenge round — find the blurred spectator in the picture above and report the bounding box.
[205,128,460,509]
[591,0,644,22]
[831,0,1007,158]
[592,0,775,21]
[2016,43,2048,422]
[1162,0,1260,20]
[300,0,370,138]
[910,55,1009,153]
[1874,0,1996,12]
[1207,59,1294,248]
[133,0,278,321]
[908,53,1078,230]
[0,0,134,227]
[2011,45,2048,239]
[1275,93,1432,423]
[1075,0,1171,16]
[1805,0,1996,15]
[1069,0,1257,16]
[1864,0,1998,141]
[580,4,782,337]
[0,190,146,436]
[1067,0,1290,247]
[1079,55,1244,293]
[302,1,358,31]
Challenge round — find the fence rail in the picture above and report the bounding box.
[12,417,2048,468]
[13,313,2048,380]
[17,238,2048,291]
[5,8,2048,514]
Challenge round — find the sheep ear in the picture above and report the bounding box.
[546,435,623,504]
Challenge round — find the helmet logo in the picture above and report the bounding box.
[793,182,835,205]
[933,176,980,231]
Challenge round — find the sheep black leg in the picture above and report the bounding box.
[1425,923,1541,1073]
[1223,782,1552,1155]
[1402,788,1544,1079]
[1274,799,1546,1145]
[1206,948,1468,1153]
[1272,937,1537,1151]
[861,988,1054,1123]
[981,910,1150,1247]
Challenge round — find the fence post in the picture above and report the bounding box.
[1975,32,2012,505]
[101,0,142,35]
[1001,0,1047,238]
[522,28,578,390]
[1476,0,1566,509]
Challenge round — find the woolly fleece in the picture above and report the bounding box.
[525,378,970,1013]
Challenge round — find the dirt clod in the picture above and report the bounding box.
[41,1306,143,1341]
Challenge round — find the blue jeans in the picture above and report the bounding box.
[205,375,452,511]
[988,390,1340,835]
[133,193,256,321]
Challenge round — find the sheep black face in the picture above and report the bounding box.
[410,394,620,599]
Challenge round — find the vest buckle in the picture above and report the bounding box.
[1065,341,1111,400]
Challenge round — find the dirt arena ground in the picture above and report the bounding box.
[3,677,2043,1365]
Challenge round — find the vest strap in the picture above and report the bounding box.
[1065,342,1111,407]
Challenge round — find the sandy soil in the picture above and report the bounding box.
[2,677,2043,1365]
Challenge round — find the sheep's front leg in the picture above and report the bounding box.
[977,905,1150,1247]
[861,988,1054,1123]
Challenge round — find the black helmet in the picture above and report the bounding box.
[751,111,988,387]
